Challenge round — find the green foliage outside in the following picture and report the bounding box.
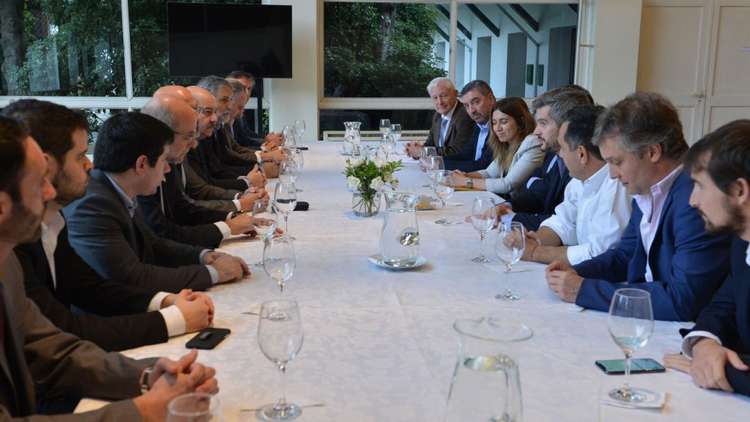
[324,2,446,97]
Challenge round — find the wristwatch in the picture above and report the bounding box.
[466,178,474,189]
[139,366,154,394]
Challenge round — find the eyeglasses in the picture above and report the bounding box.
[197,106,216,117]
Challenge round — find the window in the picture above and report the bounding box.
[0,1,125,96]
[324,2,449,98]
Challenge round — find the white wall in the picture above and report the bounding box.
[587,0,643,105]
[266,0,319,143]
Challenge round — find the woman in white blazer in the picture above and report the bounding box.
[450,97,545,195]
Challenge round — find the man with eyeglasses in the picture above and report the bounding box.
[138,94,259,249]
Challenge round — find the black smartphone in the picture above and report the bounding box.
[294,201,309,211]
[296,146,309,151]
[595,358,666,375]
[186,328,231,350]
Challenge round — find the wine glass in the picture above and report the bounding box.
[293,119,306,144]
[257,300,304,420]
[253,200,278,238]
[427,155,445,189]
[379,119,391,142]
[419,146,437,172]
[273,182,297,239]
[390,123,402,143]
[469,197,496,263]
[495,222,525,300]
[167,393,220,421]
[263,234,296,293]
[607,289,655,404]
[433,170,454,208]
[282,125,295,148]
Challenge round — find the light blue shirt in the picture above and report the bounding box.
[475,122,490,161]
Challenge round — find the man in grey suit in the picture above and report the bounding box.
[405,77,475,160]
[65,112,250,293]
[0,115,218,420]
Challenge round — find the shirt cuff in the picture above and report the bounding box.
[501,212,516,227]
[214,221,231,239]
[232,199,242,211]
[199,249,212,264]
[255,151,263,163]
[236,176,251,187]
[159,305,187,337]
[682,331,723,357]
[526,176,541,189]
[565,244,591,266]
[206,265,220,284]
[147,292,172,312]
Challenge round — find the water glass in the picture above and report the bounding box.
[273,182,297,238]
[257,300,304,420]
[379,119,391,142]
[293,120,306,143]
[495,222,525,300]
[469,197,496,263]
[263,234,296,293]
[167,393,220,422]
[607,289,655,404]
[419,147,437,172]
[390,123,402,143]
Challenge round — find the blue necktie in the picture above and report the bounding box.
[439,118,450,147]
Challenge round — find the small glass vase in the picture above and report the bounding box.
[352,191,380,217]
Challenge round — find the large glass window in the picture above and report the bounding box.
[0,0,125,96]
[324,2,449,98]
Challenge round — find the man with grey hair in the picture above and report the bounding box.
[442,80,497,172]
[497,85,593,230]
[544,91,731,321]
[226,70,284,149]
[405,76,474,161]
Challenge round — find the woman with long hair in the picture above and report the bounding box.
[450,97,544,194]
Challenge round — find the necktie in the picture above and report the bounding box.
[439,118,450,148]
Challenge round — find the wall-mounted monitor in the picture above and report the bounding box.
[167,2,292,78]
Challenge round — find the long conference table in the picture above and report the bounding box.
[79,142,749,421]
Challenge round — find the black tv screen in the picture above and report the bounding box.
[167,3,292,78]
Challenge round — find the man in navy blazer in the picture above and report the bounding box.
[499,86,593,230]
[545,92,731,321]
[662,120,750,396]
[444,80,496,172]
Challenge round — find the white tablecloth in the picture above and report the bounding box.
[79,142,750,421]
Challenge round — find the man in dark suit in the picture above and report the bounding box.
[139,94,258,248]
[497,86,593,230]
[440,80,497,172]
[0,115,218,419]
[405,77,475,161]
[2,99,213,352]
[544,92,731,321]
[65,112,250,293]
[661,120,750,396]
[226,70,284,149]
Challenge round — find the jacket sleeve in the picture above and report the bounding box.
[0,399,143,421]
[137,190,223,250]
[183,162,240,201]
[65,193,212,292]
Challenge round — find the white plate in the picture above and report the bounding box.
[368,254,428,271]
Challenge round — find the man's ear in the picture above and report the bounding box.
[576,145,588,165]
[732,177,750,206]
[646,143,663,163]
[0,192,13,227]
[133,155,149,176]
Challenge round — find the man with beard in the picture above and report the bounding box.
[662,120,750,396]
[443,80,496,172]
[3,99,214,352]
[544,92,731,321]
[0,115,219,420]
[496,86,593,230]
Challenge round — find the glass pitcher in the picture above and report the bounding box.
[343,121,362,155]
[379,191,420,266]
[445,317,532,422]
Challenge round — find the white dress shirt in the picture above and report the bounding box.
[633,165,684,282]
[40,211,187,337]
[681,243,750,357]
[539,164,632,265]
[478,135,545,194]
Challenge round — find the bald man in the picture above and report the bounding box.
[153,85,198,110]
[138,95,258,248]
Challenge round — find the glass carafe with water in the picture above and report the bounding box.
[380,191,420,267]
[445,317,532,422]
[343,121,362,155]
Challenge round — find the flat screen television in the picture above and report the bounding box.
[167,3,292,78]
